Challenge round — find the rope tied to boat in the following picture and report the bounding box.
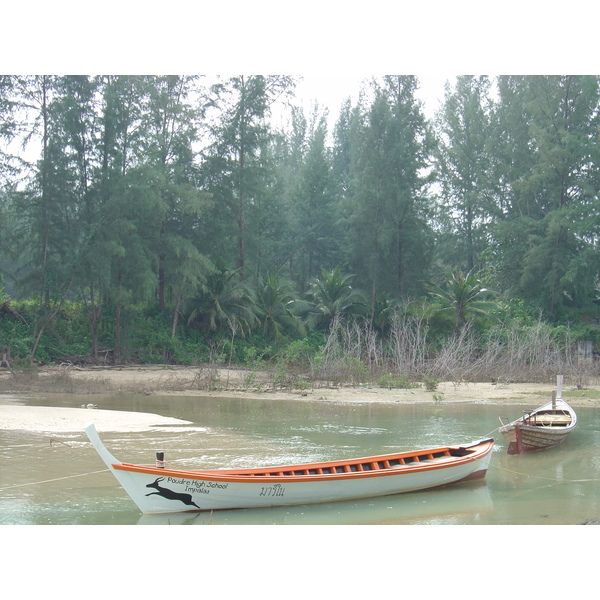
[488,461,600,483]
[0,469,110,491]
[482,425,502,438]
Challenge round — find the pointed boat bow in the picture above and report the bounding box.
[85,423,122,469]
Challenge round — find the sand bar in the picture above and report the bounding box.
[0,403,192,433]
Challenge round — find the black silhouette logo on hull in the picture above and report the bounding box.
[145,477,201,509]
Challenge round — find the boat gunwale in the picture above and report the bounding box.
[499,398,577,433]
[111,438,494,484]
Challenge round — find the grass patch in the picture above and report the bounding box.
[563,389,600,400]
[377,373,419,389]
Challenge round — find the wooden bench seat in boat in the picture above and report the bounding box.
[529,413,572,426]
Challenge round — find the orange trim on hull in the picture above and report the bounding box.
[111,439,494,484]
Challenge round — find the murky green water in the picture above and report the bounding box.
[2,393,600,525]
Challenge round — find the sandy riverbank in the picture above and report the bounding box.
[51,364,600,405]
[0,365,597,432]
[0,404,194,432]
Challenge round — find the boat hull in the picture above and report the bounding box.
[85,424,494,514]
[500,424,572,453]
[499,399,577,455]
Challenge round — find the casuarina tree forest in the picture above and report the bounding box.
[1,75,599,387]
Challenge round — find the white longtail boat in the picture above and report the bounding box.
[498,375,577,455]
[85,423,494,514]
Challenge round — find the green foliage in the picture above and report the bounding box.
[1,75,600,374]
[0,316,32,360]
[306,267,368,330]
[339,356,368,385]
[281,335,325,368]
[186,268,258,336]
[254,273,307,339]
[423,376,441,391]
[343,76,433,298]
[434,76,495,271]
[371,293,399,334]
[377,372,418,389]
[285,108,340,284]
[127,312,179,364]
[425,268,499,335]
[488,76,600,320]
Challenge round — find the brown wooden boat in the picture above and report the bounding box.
[498,376,577,455]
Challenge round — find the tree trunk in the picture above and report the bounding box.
[115,274,122,364]
[238,148,246,279]
[397,222,404,296]
[237,76,246,280]
[88,281,101,359]
[171,279,185,338]
[40,75,51,307]
[158,222,166,309]
[30,281,73,365]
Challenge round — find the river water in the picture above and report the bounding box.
[2,393,600,525]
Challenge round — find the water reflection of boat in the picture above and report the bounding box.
[498,376,577,455]
[85,423,494,515]
[137,480,494,525]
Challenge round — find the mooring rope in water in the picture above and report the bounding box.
[483,425,600,483]
[482,426,501,438]
[0,469,110,491]
[488,461,600,483]
[49,438,74,448]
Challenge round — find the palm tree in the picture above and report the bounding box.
[306,267,367,330]
[254,274,308,340]
[186,268,258,336]
[425,268,497,335]
[370,292,399,335]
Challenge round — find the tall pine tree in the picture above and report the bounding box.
[344,76,433,307]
